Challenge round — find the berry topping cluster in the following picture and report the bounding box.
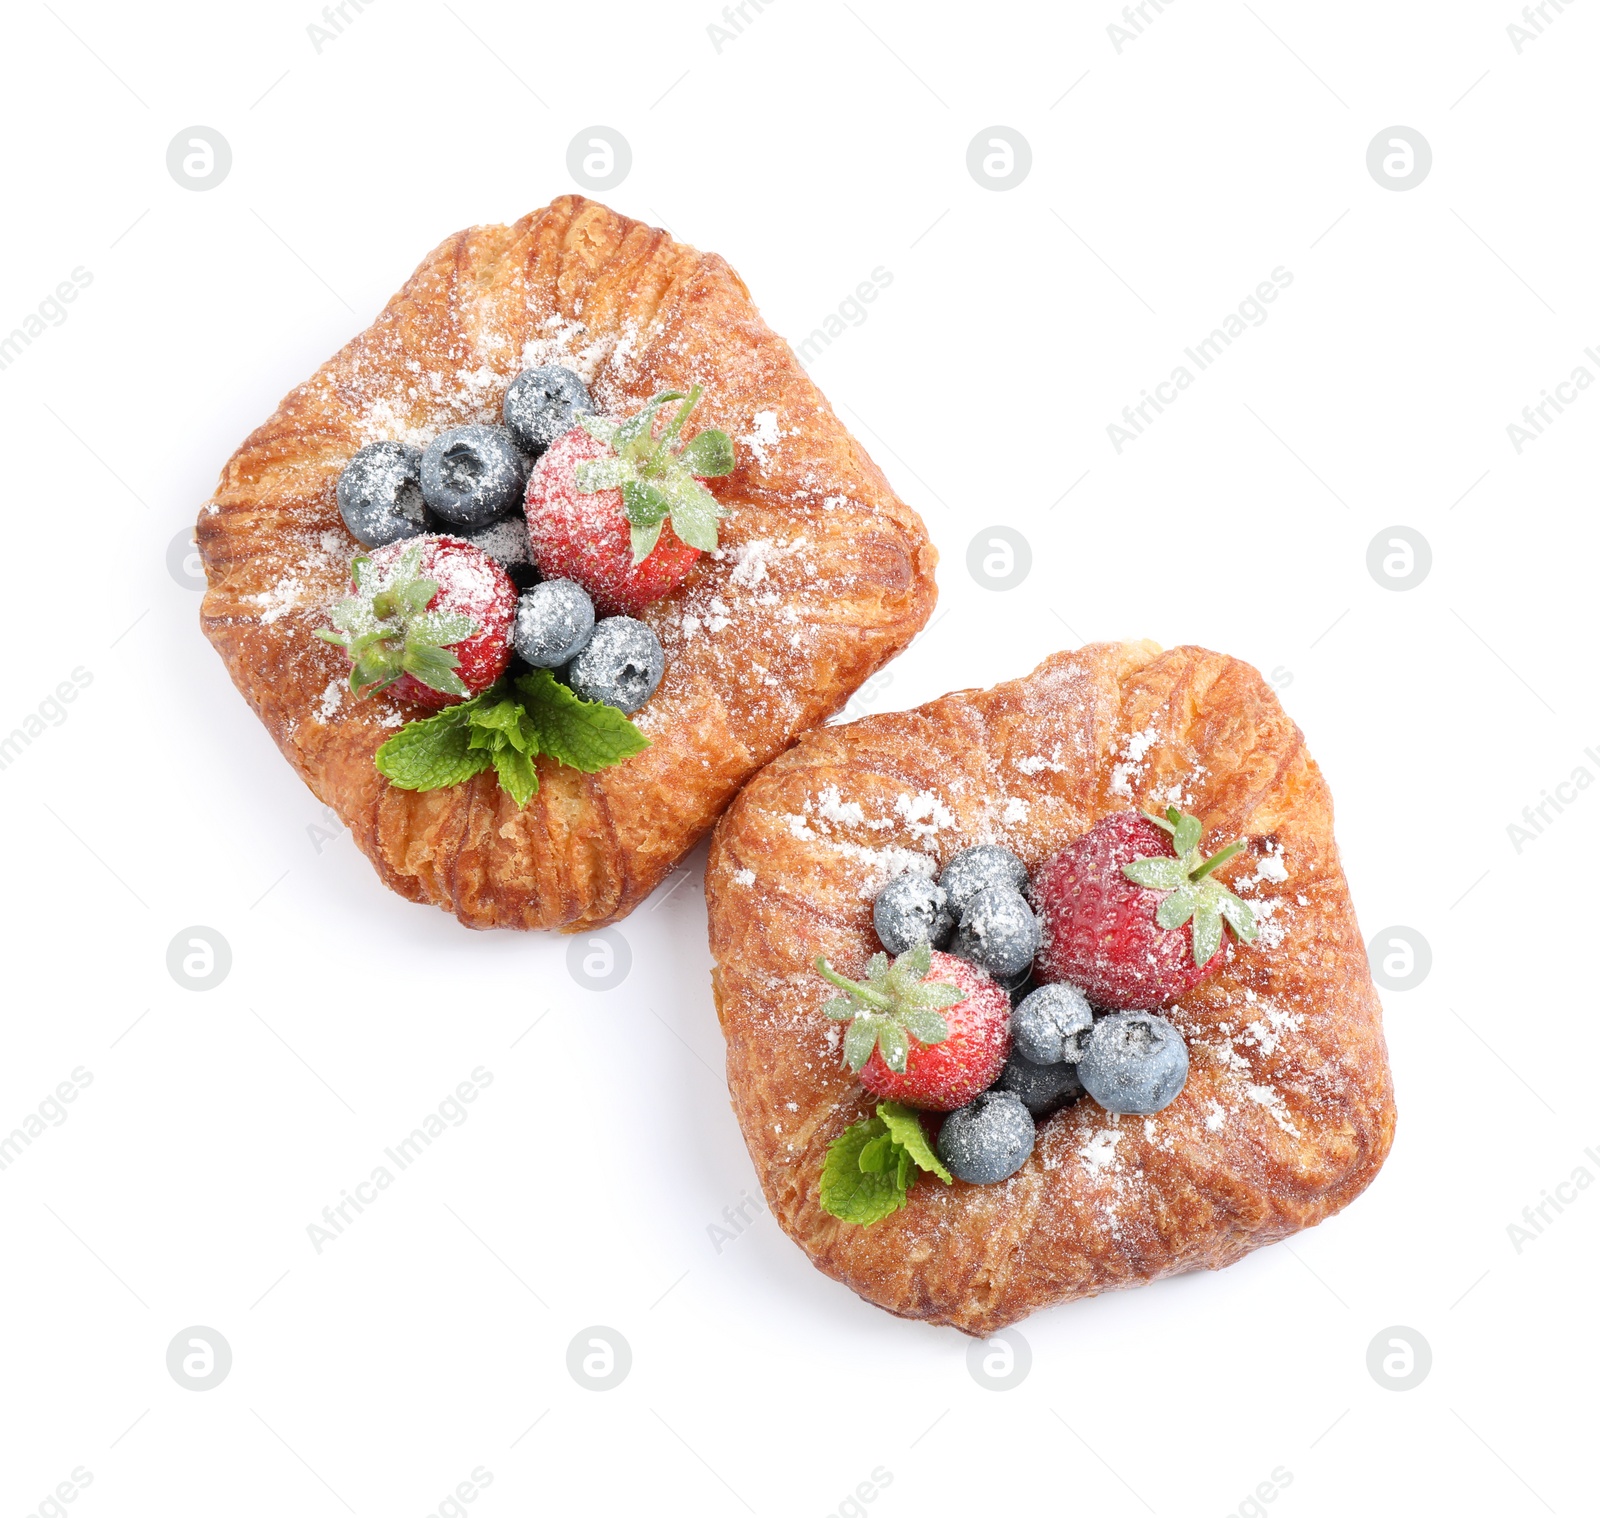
[817,809,1259,1220]
[320,368,737,806]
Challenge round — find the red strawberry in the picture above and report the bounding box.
[523,384,735,616]
[318,534,515,709]
[816,944,1012,1112]
[1032,807,1257,1009]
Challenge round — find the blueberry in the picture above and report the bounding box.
[503,366,593,456]
[872,872,954,954]
[949,885,1040,980]
[937,1090,1035,1184]
[514,579,595,668]
[420,424,528,529]
[939,844,1028,915]
[1011,982,1094,1066]
[564,616,664,713]
[996,1050,1084,1119]
[336,441,428,547]
[1076,1011,1190,1116]
[461,514,532,570]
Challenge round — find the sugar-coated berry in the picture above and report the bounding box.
[950,884,1040,979]
[503,366,593,456]
[461,514,532,571]
[513,579,595,668]
[421,424,528,529]
[939,844,1028,915]
[996,1050,1084,1119]
[1011,982,1094,1066]
[564,616,664,713]
[336,441,428,547]
[873,872,955,954]
[1076,1011,1189,1115]
[937,1090,1036,1184]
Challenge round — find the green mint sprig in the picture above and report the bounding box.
[818,1101,953,1226]
[1122,806,1259,966]
[316,541,477,700]
[815,940,965,1075]
[374,669,649,808]
[574,384,735,564]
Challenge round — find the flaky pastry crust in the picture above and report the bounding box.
[197,197,936,930]
[706,642,1395,1334]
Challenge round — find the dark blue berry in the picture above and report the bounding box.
[336,441,428,547]
[1011,982,1093,1066]
[420,424,527,529]
[1077,1011,1189,1115]
[996,1050,1084,1119]
[514,579,595,668]
[564,616,663,713]
[950,885,1040,979]
[939,844,1028,915]
[503,366,593,456]
[872,873,954,954]
[937,1090,1035,1184]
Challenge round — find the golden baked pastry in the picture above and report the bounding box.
[706,642,1395,1334]
[197,197,936,931]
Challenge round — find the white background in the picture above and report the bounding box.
[1,2,1595,1514]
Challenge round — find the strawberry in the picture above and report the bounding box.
[523,384,735,616]
[1032,807,1258,1009]
[318,534,515,709]
[816,943,1012,1112]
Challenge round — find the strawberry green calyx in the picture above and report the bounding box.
[317,542,478,700]
[815,941,965,1076]
[1122,806,1259,966]
[574,384,735,564]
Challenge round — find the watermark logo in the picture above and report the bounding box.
[1108,0,1179,53]
[1506,749,1600,853]
[1367,926,1430,991]
[566,1326,631,1390]
[0,267,93,373]
[1505,347,1600,453]
[0,1067,93,1172]
[967,127,1031,191]
[823,1468,893,1516]
[167,927,231,991]
[168,528,205,590]
[566,928,631,991]
[708,0,779,53]
[967,527,1031,591]
[1366,1325,1430,1390]
[1223,1466,1294,1518]
[1508,2,1572,53]
[166,127,231,192]
[1108,268,1294,452]
[1507,1145,1600,1253]
[1366,127,1431,191]
[706,1188,765,1253]
[966,1327,1031,1389]
[308,0,377,54]
[1365,526,1430,591]
[0,668,94,774]
[567,127,630,192]
[794,268,894,366]
[166,1326,232,1391]
[423,1467,494,1518]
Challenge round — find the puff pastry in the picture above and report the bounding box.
[197,197,936,930]
[706,642,1395,1334]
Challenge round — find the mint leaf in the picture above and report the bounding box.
[492,744,539,808]
[514,670,650,772]
[818,1118,908,1225]
[877,1102,952,1184]
[375,705,492,791]
[680,427,735,477]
